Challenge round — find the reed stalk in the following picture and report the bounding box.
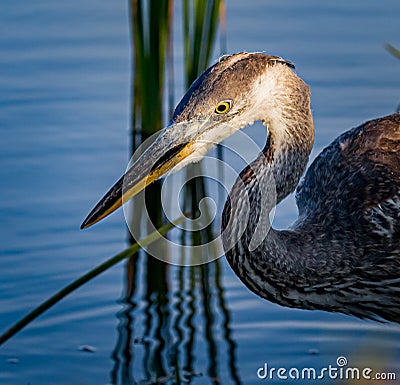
[0,216,186,346]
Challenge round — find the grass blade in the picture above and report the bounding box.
[386,43,400,59]
[0,215,187,346]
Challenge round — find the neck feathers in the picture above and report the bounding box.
[222,63,314,255]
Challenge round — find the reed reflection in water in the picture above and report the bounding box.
[109,1,240,383]
[111,260,241,384]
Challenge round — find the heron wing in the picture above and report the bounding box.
[292,114,400,321]
[295,113,400,244]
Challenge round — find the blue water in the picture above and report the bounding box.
[1,1,399,384]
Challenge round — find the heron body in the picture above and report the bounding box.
[222,113,400,322]
[82,52,400,322]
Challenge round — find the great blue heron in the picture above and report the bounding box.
[81,52,400,322]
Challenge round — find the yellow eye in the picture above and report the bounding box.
[215,100,231,115]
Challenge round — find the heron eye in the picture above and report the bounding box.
[215,100,231,115]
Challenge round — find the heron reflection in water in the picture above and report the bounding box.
[82,52,400,323]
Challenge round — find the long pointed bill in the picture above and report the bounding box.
[80,131,196,229]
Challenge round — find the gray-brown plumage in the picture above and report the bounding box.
[82,52,400,322]
[222,112,400,322]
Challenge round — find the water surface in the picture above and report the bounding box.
[0,1,399,384]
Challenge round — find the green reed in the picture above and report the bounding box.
[131,0,172,137]
[182,0,222,252]
[386,43,400,59]
[0,217,185,346]
[115,1,241,384]
[385,43,400,112]
[183,0,221,87]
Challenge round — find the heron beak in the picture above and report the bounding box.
[80,125,197,229]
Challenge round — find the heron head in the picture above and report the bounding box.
[81,52,296,228]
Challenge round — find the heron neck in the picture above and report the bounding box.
[221,110,314,302]
[223,111,313,236]
[264,101,315,198]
